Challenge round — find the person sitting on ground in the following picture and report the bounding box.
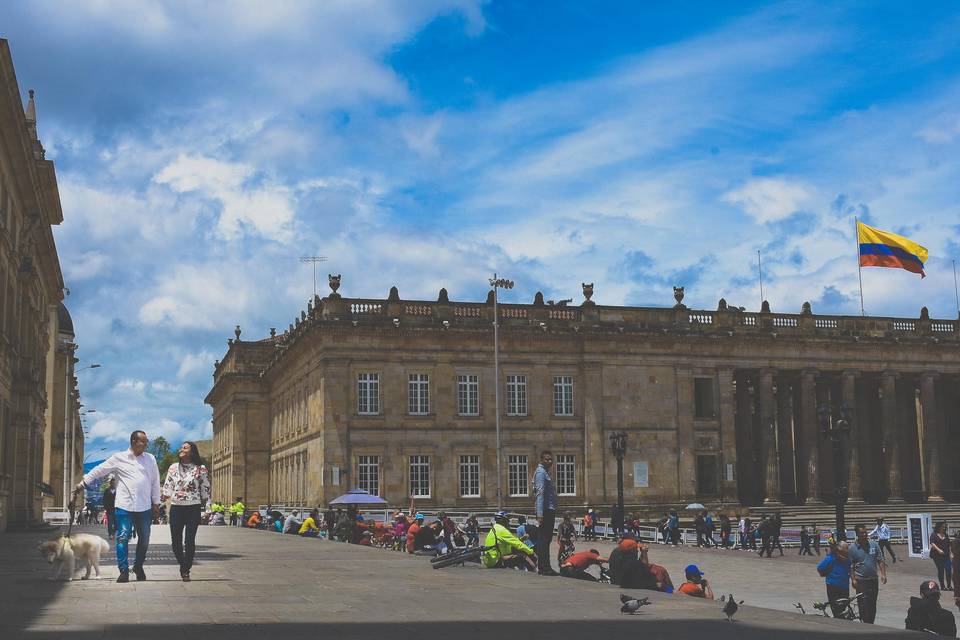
[483,511,536,570]
[677,564,715,599]
[608,535,638,584]
[516,515,536,549]
[406,514,424,553]
[620,543,667,591]
[298,509,321,537]
[905,580,957,636]
[413,518,442,553]
[246,510,262,528]
[283,509,302,535]
[559,549,608,581]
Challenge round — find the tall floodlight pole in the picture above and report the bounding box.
[299,256,328,297]
[490,274,514,510]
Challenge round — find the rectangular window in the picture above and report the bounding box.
[694,377,716,419]
[458,454,480,498]
[357,455,380,496]
[357,373,380,415]
[553,376,574,416]
[409,455,431,498]
[507,454,529,497]
[506,375,527,416]
[457,374,479,416]
[555,454,576,496]
[408,374,430,415]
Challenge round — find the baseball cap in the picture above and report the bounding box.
[921,581,941,598]
[685,564,704,578]
[414,513,424,520]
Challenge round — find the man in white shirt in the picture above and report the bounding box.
[869,517,897,563]
[283,509,302,534]
[75,430,161,583]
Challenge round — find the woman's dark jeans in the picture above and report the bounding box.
[170,504,202,573]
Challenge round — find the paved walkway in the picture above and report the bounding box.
[0,524,934,638]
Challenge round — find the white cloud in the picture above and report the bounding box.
[138,263,253,330]
[154,154,294,242]
[722,178,813,223]
[176,350,218,380]
[65,250,110,281]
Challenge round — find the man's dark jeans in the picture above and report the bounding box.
[536,510,556,573]
[855,578,879,623]
[170,504,202,573]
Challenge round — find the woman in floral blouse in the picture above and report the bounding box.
[161,441,211,581]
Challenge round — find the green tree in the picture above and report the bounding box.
[148,436,171,459]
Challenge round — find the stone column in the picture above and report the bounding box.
[799,370,821,503]
[734,370,755,504]
[675,368,697,500]
[758,369,779,504]
[776,373,796,501]
[841,371,863,502]
[717,368,737,501]
[880,372,903,501]
[920,373,944,501]
[581,363,606,504]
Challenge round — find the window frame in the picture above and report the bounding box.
[555,454,576,496]
[507,454,529,497]
[357,372,381,416]
[553,375,574,416]
[357,455,380,496]
[409,454,431,498]
[506,374,527,416]
[458,454,481,498]
[408,373,430,415]
[456,373,480,416]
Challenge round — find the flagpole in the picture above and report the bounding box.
[757,250,764,308]
[953,259,959,319]
[855,217,865,317]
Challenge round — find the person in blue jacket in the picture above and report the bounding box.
[817,541,851,618]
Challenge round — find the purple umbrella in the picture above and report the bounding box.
[328,489,388,506]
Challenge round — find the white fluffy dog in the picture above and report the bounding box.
[38,533,110,581]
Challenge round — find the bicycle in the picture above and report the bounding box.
[809,593,864,621]
[431,545,491,569]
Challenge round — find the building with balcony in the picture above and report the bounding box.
[207,276,960,512]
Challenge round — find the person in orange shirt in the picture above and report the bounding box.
[406,513,424,553]
[677,564,714,599]
[246,511,261,528]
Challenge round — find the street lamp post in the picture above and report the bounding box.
[817,401,854,542]
[609,431,628,540]
[489,273,514,511]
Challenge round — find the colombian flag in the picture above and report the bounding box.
[857,221,928,278]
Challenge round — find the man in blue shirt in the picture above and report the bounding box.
[533,450,558,576]
[850,523,887,624]
[817,542,851,617]
[869,517,897,563]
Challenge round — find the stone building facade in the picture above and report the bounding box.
[207,278,960,512]
[0,40,75,531]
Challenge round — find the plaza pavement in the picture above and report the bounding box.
[0,523,936,639]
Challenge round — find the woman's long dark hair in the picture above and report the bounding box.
[181,441,203,467]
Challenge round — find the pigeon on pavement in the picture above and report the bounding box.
[620,593,651,614]
[794,602,806,615]
[720,594,744,622]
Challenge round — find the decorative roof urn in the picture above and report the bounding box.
[328,274,342,299]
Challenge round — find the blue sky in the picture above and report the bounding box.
[3,1,960,454]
